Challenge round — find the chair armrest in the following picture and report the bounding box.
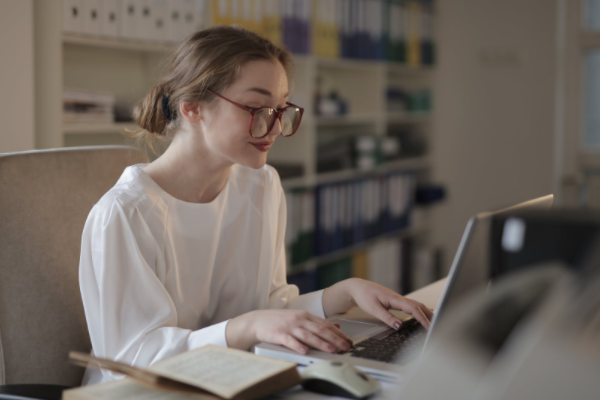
[0,384,71,400]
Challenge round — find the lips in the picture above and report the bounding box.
[250,142,273,152]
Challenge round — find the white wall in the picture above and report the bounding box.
[430,0,557,272]
[0,0,35,152]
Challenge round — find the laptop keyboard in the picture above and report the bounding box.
[347,319,426,364]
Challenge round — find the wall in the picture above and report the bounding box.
[430,0,557,272]
[0,0,35,153]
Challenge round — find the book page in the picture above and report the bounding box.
[64,379,215,400]
[148,345,296,399]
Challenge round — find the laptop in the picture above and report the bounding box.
[254,195,554,382]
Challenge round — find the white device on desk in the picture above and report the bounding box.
[254,195,554,382]
[300,360,381,399]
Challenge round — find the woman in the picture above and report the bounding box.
[79,26,433,385]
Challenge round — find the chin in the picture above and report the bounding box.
[238,155,268,170]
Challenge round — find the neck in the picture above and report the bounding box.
[143,133,233,204]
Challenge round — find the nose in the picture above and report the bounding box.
[267,115,283,138]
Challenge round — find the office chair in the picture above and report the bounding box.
[0,146,149,400]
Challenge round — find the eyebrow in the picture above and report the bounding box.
[245,87,289,99]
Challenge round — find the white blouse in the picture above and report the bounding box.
[78,163,325,385]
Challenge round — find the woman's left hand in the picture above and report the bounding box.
[322,278,434,330]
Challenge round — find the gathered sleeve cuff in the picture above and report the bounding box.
[188,320,230,349]
[286,290,326,319]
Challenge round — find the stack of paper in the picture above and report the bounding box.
[63,88,115,124]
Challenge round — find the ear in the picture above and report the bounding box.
[179,101,202,124]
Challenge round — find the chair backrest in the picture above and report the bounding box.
[0,146,149,386]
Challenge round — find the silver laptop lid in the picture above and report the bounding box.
[421,194,554,350]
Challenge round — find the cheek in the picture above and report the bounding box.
[210,116,250,154]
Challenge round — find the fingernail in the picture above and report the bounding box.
[393,321,402,330]
[328,345,335,352]
[300,347,307,354]
[342,342,351,350]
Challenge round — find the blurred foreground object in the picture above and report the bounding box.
[399,259,600,400]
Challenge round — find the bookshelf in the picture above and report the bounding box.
[62,33,175,53]
[288,227,421,276]
[35,0,438,294]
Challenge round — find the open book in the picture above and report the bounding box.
[64,345,302,400]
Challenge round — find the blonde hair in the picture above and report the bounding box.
[125,26,295,156]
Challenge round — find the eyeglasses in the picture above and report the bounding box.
[206,89,304,139]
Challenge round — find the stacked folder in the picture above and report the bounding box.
[63,1,435,65]
[287,236,418,295]
[202,0,436,65]
[314,172,415,256]
[285,171,416,269]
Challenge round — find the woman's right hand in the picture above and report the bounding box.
[225,309,353,354]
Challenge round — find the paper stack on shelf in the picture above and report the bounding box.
[63,88,115,124]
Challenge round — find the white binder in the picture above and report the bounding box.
[148,0,169,42]
[63,0,83,33]
[119,0,140,40]
[181,0,197,38]
[82,0,102,36]
[166,0,185,42]
[99,0,119,38]
[138,0,155,40]
[194,0,209,32]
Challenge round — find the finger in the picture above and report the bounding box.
[307,315,352,344]
[363,301,404,330]
[391,298,431,329]
[412,306,431,329]
[328,324,353,345]
[303,321,351,351]
[406,298,434,321]
[292,327,337,353]
[278,334,308,354]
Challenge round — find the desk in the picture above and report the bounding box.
[270,277,448,400]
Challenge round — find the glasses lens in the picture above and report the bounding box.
[251,108,274,138]
[281,107,301,136]
[250,107,301,138]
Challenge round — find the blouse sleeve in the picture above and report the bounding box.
[79,196,229,382]
[267,182,326,319]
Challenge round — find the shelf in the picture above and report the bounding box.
[280,157,429,190]
[61,34,437,74]
[386,62,435,75]
[315,157,430,185]
[315,56,382,71]
[287,227,423,276]
[63,33,175,53]
[316,113,381,126]
[63,122,138,134]
[386,112,432,124]
[280,176,309,190]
